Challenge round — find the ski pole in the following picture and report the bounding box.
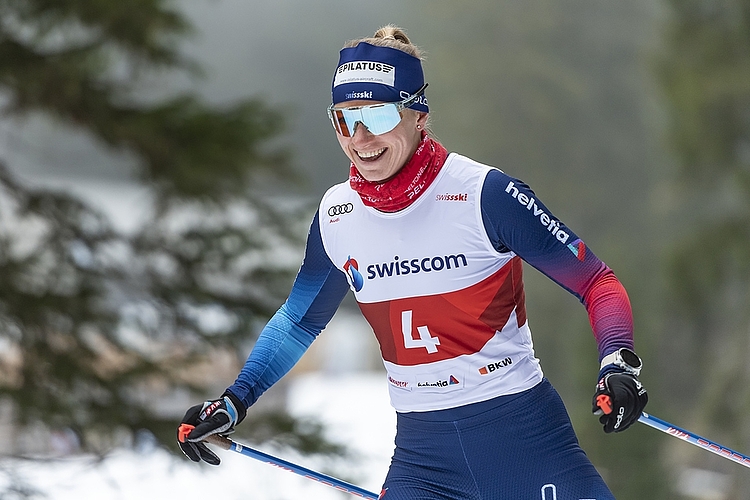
[202,433,380,499]
[638,412,750,469]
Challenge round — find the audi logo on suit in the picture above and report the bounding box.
[327,203,354,216]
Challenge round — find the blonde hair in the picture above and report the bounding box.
[343,25,425,61]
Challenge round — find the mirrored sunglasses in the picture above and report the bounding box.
[328,83,428,137]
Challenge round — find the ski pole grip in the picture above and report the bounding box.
[204,433,233,450]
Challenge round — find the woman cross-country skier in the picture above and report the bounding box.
[178,25,648,499]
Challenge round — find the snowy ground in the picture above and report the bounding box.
[0,373,396,500]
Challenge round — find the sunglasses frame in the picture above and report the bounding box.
[328,83,428,137]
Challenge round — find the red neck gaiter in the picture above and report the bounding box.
[349,133,448,212]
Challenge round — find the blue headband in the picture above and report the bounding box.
[332,42,429,113]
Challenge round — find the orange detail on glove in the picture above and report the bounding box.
[178,423,195,443]
[596,394,613,415]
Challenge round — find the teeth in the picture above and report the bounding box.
[357,147,386,159]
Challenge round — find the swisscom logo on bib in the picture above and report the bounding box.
[343,256,364,292]
[366,253,468,280]
[344,253,468,291]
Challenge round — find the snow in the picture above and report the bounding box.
[0,372,396,500]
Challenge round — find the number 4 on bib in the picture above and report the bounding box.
[401,310,440,354]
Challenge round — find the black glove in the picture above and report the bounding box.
[177,391,246,465]
[592,371,648,433]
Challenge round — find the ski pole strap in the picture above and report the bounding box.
[638,412,750,469]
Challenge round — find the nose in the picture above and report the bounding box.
[351,121,373,140]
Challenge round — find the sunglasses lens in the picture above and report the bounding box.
[330,109,352,137]
[328,104,402,137]
[359,105,401,135]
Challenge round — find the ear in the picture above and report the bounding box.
[416,112,429,129]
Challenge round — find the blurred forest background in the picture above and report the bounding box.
[0,0,749,498]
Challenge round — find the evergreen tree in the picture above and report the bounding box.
[0,0,333,471]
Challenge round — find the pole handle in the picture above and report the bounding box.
[204,433,233,451]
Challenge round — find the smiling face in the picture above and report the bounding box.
[335,101,429,182]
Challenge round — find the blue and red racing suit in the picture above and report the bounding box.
[227,153,630,498]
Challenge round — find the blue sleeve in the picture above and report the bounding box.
[481,169,634,359]
[226,213,351,408]
[481,169,592,298]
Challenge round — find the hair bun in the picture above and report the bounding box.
[342,25,423,60]
[374,25,411,45]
